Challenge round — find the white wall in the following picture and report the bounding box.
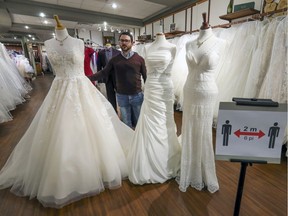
[163,15,173,33]
[192,1,209,31]
[174,10,186,31]
[77,28,90,41]
[186,8,192,32]
[145,23,153,36]
[153,20,162,34]
[91,31,103,46]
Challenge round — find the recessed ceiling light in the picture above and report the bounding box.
[112,3,117,9]
[39,12,45,17]
[25,26,29,29]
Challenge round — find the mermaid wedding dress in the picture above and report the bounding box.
[177,28,226,193]
[127,34,181,184]
[0,29,133,208]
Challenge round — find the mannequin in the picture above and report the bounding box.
[177,13,226,193]
[0,15,134,208]
[148,32,176,55]
[52,15,70,46]
[127,32,181,185]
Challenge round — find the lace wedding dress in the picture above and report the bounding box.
[177,29,225,193]
[127,37,181,184]
[0,35,133,208]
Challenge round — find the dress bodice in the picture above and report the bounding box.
[45,38,84,78]
[185,37,224,82]
[145,49,173,77]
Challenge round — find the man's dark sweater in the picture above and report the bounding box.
[90,53,147,95]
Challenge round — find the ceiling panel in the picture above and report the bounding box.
[1,0,197,42]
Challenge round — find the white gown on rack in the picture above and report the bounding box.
[177,28,225,193]
[127,35,181,184]
[0,34,133,208]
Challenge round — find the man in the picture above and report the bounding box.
[89,32,147,128]
[97,43,120,112]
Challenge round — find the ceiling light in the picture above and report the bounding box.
[39,12,45,17]
[43,20,48,24]
[103,22,107,26]
[28,34,32,37]
[14,36,17,39]
[32,37,35,40]
[25,26,29,29]
[112,3,117,9]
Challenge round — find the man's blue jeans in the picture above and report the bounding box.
[116,92,144,128]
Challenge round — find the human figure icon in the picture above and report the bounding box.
[268,122,280,149]
[222,120,232,146]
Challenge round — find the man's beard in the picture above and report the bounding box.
[121,45,130,51]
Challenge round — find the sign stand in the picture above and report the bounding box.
[230,98,277,216]
[230,159,267,216]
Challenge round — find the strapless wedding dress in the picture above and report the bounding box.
[0,39,133,208]
[127,47,181,184]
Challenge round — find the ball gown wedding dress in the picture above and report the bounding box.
[127,35,181,184]
[0,33,133,208]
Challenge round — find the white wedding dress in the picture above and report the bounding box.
[0,43,32,123]
[177,29,225,193]
[127,38,181,184]
[0,35,133,208]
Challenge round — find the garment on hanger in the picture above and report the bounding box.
[0,43,32,123]
[84,46,95,77]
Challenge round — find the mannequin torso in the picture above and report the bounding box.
[144,33,176,75]
[185,28,225,82]
[44,28,84,77]
[145,33,176,57]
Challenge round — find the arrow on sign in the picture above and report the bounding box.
[234,129,265,139]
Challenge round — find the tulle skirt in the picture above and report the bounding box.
[0,75,133,208]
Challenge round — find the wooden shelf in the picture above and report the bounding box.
[164,31,186,39]
[219,8,260,22]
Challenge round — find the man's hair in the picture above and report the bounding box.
[119,32,133,42]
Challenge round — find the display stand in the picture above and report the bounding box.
[230,98,277,216]
[230,159,267,216]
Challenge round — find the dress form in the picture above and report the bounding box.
[147,33,176,57]
[177,13,225,193]
[127,32,180,185]
[0,14,133,208]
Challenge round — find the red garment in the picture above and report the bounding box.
[84,47,95,76]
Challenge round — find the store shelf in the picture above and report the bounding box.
[164,31,186,39]
[219,8,260,22]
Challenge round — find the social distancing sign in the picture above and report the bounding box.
[216,102,287,164]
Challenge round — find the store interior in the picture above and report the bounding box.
[0,0,287,215]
